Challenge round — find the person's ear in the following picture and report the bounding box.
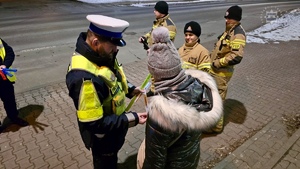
[91,38,99,47]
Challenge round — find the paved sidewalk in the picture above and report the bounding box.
[0,40,300,169]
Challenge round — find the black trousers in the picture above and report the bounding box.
[91,148,118,169]
[0,80,19,119]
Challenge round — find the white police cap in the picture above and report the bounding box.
[86,15,129,47]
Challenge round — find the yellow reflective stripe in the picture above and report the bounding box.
[71,55,117,88]
[114,60,128,93]
[78,80,103,122]
[0,40,5,61]
[210,67,234,77]
[232,39,246,44]
[220,35,226,40]
[145,32,151,39]
[112,86,126,116]
[71,55,98,74]
[213,71,233,77]
[198,63,211,70]
[230,39,246,49]
[169,31,176,40]
[182,61,197,69]
[220,57,226,66]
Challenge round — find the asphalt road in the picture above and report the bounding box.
[0,0,299,93]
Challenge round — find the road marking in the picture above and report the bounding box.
[20,46,57,52]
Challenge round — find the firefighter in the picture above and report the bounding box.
[0,38,29,128]
[178,21,211,72]
[65,15,147,169]
[208,5,246,133]
[138,1,177,47]
[138,1,177,97]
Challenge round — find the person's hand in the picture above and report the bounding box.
[0,65,6,70]
[132,87,145,97]
[138,36,144,43]
[137,112,147,124]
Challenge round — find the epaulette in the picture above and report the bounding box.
[234,25,246,36]
[166,18,175,26]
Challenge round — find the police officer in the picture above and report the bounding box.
[209,5,246,133]
[65,15,147,169]
[0,38,29,128]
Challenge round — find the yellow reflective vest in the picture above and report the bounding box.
[68,54,128,122]
[0,39,16,82]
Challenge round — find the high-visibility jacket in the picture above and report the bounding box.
[178,42,211,72]
[210,23,246,78]
[143,14,177,46]
[68,54,128,122]
[0,39,16,82]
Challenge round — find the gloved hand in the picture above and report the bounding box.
[140,36,149,50]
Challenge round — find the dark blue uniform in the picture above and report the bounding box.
[0,38,28,127]
[66,33,139,169]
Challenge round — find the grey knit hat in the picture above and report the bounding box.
[148,27,182,81]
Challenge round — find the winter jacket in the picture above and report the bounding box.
[143,14,177,46]
[178,42,211,72]
[143,69,223,169]
[210,23,246,78]
[66,32,139,153]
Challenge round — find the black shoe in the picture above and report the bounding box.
[10,118,29,126]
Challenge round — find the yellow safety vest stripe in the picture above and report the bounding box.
[0,39,16,82]
[78,80,103,122]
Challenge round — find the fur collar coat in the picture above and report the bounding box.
[142,69,223,169]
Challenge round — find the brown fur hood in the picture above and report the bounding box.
[148,70,223,132]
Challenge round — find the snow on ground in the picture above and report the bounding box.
[247,9,300,44]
